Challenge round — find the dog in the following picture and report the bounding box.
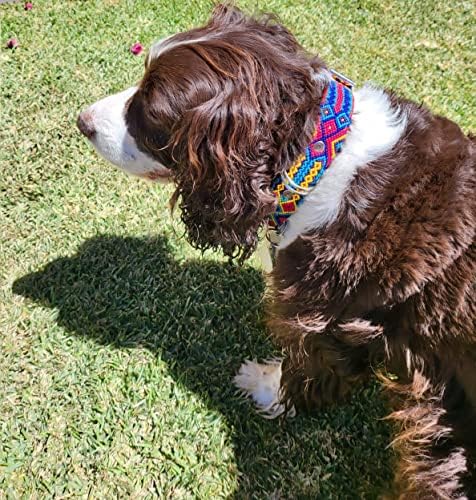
[77,4,475,497]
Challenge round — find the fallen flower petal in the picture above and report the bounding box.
[24,2,33,10]
[6,38,19,49]
[130,42,144,55]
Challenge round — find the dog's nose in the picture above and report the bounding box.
[77,111,96,139]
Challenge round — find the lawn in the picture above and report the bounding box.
[0,0,473,498]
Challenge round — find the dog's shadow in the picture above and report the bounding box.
[13,235,394,498]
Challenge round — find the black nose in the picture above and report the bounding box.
[77,111,96,139]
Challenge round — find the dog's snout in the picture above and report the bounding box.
[77,111,96,139]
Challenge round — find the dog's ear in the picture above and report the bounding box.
[168,37,323,259]
[150,8,327,259]
[170,71,277,260]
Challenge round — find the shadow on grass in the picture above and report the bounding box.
[13,235,394,498]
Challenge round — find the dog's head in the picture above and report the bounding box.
[78,4,326,259]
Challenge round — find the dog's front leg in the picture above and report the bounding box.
[234,358,295,418]
[235,317,381,416]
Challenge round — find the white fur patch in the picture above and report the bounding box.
[81,87,170,181]
[234,359,295,418]
[279,84,407,249]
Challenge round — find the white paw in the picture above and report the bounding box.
[233,359,295,419]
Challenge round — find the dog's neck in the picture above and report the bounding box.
[268,70,354,234]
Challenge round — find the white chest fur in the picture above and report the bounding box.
[277,84,407,250]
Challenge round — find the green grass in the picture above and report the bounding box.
[0,0,473,497]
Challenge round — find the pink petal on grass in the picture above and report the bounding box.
[24,2,33,10]
[130,42,144,55]
[6,38,19,49]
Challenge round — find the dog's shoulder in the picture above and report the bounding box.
[273,87,475,319]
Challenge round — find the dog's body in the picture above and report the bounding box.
[78,5,475,497]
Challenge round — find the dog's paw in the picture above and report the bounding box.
[233,359,295,419]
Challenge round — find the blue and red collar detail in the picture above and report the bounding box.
[268,70,354,233]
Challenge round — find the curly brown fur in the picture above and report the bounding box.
[380,371,473,499]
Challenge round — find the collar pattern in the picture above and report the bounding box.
[268,71,354,233]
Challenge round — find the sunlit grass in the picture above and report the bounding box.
[1,0,473,497]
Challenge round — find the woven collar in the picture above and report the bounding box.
[268,71,354,234]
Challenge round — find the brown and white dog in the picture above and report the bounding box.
[77,5,476,498]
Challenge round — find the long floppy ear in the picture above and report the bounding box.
[170,72,278,260]
[166,11,326,259]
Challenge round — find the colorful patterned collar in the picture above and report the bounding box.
[268,70,354,234]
